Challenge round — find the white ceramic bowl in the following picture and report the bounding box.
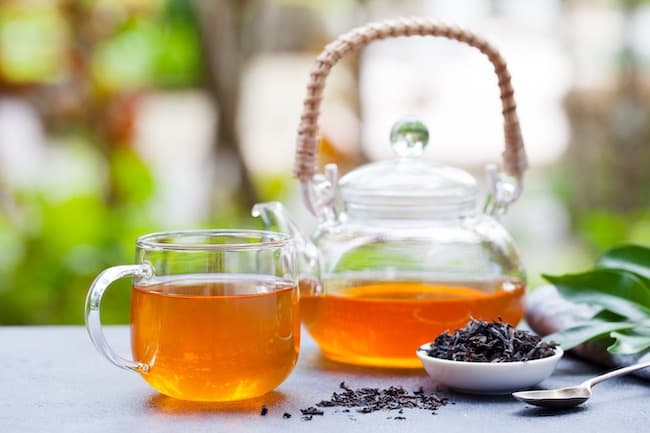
[416,344,564,395]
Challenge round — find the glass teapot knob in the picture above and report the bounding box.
[390,117,429,158]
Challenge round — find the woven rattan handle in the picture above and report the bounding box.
[294,17,528,185]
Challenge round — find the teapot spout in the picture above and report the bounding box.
[252,202,322,295]
[252,202,305,242]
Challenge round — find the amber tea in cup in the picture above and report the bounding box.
[85,230,299,402]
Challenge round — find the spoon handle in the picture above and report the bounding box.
[583,360,650,388]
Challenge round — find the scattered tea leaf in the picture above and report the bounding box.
[300,382,447,421]
[300,407,324,417]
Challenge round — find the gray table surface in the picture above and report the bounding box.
[1,326,648,433]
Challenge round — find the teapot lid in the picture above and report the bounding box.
[339,118,478,217]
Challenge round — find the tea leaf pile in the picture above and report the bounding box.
[422,319,557,362]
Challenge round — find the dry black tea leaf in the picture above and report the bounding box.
[300,407,324,415]
[422,319,557,362]
[300,406,324,420]
[300,382,447,420]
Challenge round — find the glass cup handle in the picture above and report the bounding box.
[84,264,153,373]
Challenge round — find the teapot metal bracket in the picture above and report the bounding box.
[484,163,523,218]
[302,163,339,218]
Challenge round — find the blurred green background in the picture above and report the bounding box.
[0,0,648,324]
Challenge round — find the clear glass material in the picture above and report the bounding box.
[338,118,479,218]
[254,201,525,368]
[84,230,299,402]
[304,213,526,368]
[255,119,526,368]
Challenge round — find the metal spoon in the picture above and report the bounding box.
[512,360,650,409]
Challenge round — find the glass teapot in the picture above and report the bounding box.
[254,19,530,368]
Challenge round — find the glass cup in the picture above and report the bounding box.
[85,230,299,402]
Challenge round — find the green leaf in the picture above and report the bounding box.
[543,269,650,318]
[608,329,650,355]
[546,321,638,350]
[557,292,650,321]
[542,244,650,355]
[597,244,650,282]
[593,309,627,322]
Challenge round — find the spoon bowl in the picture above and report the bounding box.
[512,386,591,409]
[416,344,563,394]
[512,359,650,409]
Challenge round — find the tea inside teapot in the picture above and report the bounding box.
[300,276,524,368]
